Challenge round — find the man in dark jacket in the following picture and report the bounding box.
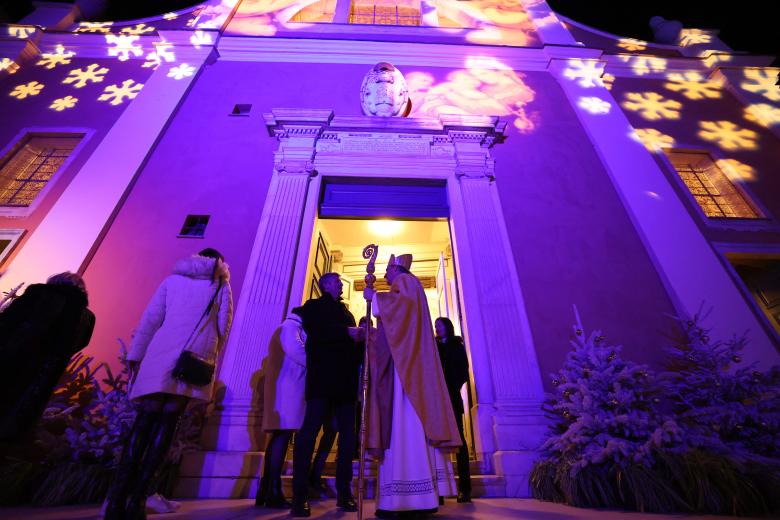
[292,272,360,517]
[0,272,95,442]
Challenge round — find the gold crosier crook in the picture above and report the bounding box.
[357,244,378,520]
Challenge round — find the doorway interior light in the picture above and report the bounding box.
[368,219,402,236]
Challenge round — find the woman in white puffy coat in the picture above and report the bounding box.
[105,248,233,520]
[255,308,306,509]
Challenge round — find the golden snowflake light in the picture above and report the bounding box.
[744,103,780,128]
[10,81,44,99]
[76,21,113,34]
[98,79,143,105]
[62,64,109,88]
[50,95,78,111]
[0,58,19,74]
[679,28,712,47]
[120,23,155,35]
[698,121,758,151]
[740,69,780,102]
[36,45,76,69]
[106,34,143,61]
[632,128,675,151]
[622,92,681,120]
[664,72,722,100]
[715,159,756,182]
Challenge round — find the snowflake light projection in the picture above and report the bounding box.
[36,45,76,69]
[577,96,611,114]
[98,79,143,105]
[679,28,712,47]
[619,56,667,76]
[76,22,113,34]
[601,73,616,91]
[0,58,19,74]
[10,81,44,99]
[562,59,604,88]
[120,23,155,35]
[698,121,758,151]
[106,34,143,61]
[744,103,780,128]
[617,38,647,52]
[163,12,179,20]
[740,69,780,102]
[190,30,213,48]
[8,25,35,39]
[622,92,682,120]
[50,96,78,111]
[664,72,722,100]
[63,64,109,88]
[168,63,195,80]
[143,43,175,69]
[715,158,756,182]
[632,128,675,151]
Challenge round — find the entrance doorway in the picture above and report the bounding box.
[302,215,475,457]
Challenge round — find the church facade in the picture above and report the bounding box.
[1,0,778,498]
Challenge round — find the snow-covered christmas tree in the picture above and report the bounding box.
[663,307,780,463]
[531,307,682,511]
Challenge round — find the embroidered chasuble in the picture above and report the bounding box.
[367,272,460,511]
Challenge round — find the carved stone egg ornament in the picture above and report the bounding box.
[360,62,411,117]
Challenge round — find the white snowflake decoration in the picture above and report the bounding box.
[8,25,35,39]
[617,38,647,52]
[63,64,109,88]
[98,79,143,105]
[10,81,44,99]
[744,103,780,128]
[189,30,213,48]
[715,159,756,182]
[142,42,175,69]
[679,29,712,47]
[664,72,722,100]
[0,58,19,74]
[740,69,780,102]
[632,128,675,151]
[76,22,113,34]
[120,23,155,35]
[622,92,682,120]
[167,63,195,80]
[698,121,758,151]
[163,12,178,20]
[562,59,605,88]
[106,34,143,61]
[36,45,75,69]
[577,96,611,114]
[50,95,78,111]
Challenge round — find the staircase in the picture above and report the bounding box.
[174,451,505,498]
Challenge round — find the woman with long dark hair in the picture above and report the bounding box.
[105,248,233,519]
[434,317,472,503]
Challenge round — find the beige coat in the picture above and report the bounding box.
[128,255,233,402]
[262,312,307,431]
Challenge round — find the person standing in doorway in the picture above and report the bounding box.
[292,273,361,517]
[435,316,472,503]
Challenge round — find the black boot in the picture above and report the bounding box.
[104,411,159,520]
[254,475,269,507]
[125,411,180,520]
[264,476,291,508]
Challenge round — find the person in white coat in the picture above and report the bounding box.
[255,308,307,508]
[105,248,233,520]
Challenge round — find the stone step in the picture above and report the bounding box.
[179,450,490,479]
[175,450,505,499]
[173,473,506,499]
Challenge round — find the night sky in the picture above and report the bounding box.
[0,0,777,62]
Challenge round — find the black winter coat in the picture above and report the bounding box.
[436,336,470,415]
[0,284,95,441]
[298,293,358,403]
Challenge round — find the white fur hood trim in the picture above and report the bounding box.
[173,255,231,282]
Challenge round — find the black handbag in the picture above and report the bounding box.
[171,281,221,387]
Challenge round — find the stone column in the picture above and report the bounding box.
[448,130,547,496]
[202,111,331,452]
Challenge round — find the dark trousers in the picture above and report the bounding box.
[293,398,356,499]
[455,413,471,494]
[309,414,337,484]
